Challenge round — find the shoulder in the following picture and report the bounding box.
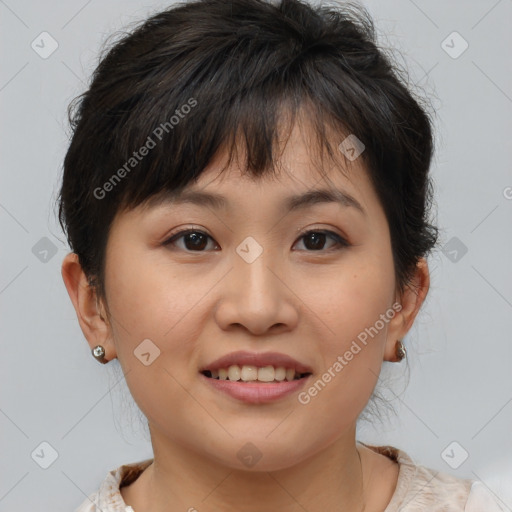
[73,458,153,512]
[464,482,507,512]
[360,443,505,511]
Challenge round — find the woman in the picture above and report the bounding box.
[58,0,504,509]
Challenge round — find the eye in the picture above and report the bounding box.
[162,229,218,252]
[162,228,349,252]
[293,229,349,252]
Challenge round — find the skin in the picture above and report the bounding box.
[62,118,430,512]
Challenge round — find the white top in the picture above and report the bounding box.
[75,443,505,511]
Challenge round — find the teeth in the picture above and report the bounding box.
[206,364,307,382]
[227,365,241,381]
[241,365,258,381]
[274,367,286,381]
[257,366,275,382]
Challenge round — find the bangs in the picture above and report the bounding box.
[130,99,360,215]
[90,66,370,217]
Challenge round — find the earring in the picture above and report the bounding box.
[395,340,406,362]
[92,345,108,364]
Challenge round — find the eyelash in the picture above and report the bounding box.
[162,227,350,253]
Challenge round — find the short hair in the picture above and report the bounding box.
[57,0,438,305]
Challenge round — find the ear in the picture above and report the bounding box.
[384,257,430,362]
[61,252,116,362]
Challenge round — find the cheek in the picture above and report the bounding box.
[104,244,207,364]
[301,245,395,403]
[310,247,395,343]
[104,246,211,427]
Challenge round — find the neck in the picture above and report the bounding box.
[129,427,367,512]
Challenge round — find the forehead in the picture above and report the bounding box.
[139,118,376,218]
[142,166,369,221]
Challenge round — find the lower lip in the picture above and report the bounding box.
[200,373,311,404]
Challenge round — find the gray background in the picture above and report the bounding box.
[1,0,511,510]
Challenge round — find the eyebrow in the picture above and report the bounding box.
[150,187,366,216]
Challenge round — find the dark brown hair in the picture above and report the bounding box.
[57,0,438,306]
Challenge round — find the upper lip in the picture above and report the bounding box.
[200,351,313,374]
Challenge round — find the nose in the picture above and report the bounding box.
[214,248,299,336]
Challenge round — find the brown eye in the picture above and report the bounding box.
[162,228,349,253]
[163,230,217,251]
[294,230,349,252]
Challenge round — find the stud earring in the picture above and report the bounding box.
[395,340,406,362]
[92,345,108,364]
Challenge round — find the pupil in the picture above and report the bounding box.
[186,233,207,250]
[305,232,325,250]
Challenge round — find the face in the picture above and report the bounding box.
[93,121,406,471]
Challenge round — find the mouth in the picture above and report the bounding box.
[200,364,313,404]
[200,350,313,378]
[201,366,312,382]
[199,351,313,403]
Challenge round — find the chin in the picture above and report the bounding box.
[202,435,311,472]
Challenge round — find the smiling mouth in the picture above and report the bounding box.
[201,365,312,383]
